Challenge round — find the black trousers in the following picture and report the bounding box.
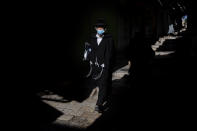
[88,67,112,106]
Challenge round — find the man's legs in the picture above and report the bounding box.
[94,70,112,112]
[95,83,108,113]
[96,84,108,106]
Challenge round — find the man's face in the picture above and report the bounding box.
[95,27,105,35]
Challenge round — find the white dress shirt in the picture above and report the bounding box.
[96,34,104,46]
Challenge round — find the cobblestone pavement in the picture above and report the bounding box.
[40,64,130,129]
[42,87,101,129]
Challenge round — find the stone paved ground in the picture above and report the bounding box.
[39,64,130,129]
[41,87,101,129]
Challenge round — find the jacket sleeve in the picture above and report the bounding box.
[86,38,94,63]
[105,37,115,72]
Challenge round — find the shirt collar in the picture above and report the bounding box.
[96,34,104,38]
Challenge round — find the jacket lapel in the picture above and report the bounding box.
[92,37,98,48]
[98,37,105,47]
[91,34,105,49]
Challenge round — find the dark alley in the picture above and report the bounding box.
[8,0,197,131]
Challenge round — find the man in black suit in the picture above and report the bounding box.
[85,18,115,113]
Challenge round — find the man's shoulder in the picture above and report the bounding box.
[104,33,112,38]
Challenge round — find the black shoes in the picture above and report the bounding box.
[95,104,109,113]
[95,105,104,113]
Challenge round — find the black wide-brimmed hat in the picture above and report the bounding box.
[94,18,107,28]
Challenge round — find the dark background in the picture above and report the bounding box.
[5,0,197,130]
[16,0,196,92]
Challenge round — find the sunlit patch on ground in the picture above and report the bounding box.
[40,87,101,129]
[38,64,130,129]
[152,25,187,57]
[152,35,182,56]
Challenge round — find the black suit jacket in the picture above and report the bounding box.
[88,33,115,72]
